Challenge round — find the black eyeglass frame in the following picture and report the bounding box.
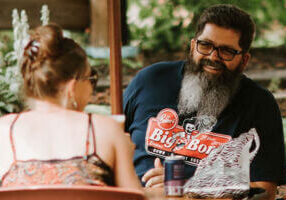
[78,68,98,90]
[196,39,243,61]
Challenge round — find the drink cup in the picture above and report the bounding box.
[164,155,185,197]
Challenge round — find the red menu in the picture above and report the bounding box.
[145,108,231,165]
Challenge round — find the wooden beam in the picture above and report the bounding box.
[90,0,109,46]
[108,0,123,114]
[0,0,89,30]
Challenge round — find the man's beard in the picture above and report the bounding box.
[178,54,243,118]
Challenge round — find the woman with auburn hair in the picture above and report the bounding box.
[0,24,141,189]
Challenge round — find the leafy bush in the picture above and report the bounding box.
[127,0,286,53]
[0,31,23,115]
[0,8,42,116]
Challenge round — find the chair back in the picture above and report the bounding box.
[0,185,145,200]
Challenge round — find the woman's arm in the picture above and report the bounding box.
[113,127,142,189]
[94,114,142,190]
[0,114,17,181]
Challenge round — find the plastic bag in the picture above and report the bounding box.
[184,128,260,199]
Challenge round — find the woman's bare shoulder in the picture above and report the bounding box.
[92,114,122,125]
[91,114,125,135]
[0,113,18,127]
[0,113,18,140]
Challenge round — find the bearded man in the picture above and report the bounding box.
[123,4,286,199]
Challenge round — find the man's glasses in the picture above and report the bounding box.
[80,68,98,90]
[196,39,243,61]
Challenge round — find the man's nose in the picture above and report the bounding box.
[209,48,221,61]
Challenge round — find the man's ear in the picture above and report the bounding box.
[240,52,251,72]
[190,39,196,53]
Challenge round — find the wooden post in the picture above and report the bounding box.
[90,0,109,46]
[108,0,123,114]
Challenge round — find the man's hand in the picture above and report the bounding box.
[250,181,277,200]
[142,158,164,188]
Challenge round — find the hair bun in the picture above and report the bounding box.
[21,23,88,99]
[30,24,64,59]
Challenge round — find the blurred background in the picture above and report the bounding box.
[0,0,285,127]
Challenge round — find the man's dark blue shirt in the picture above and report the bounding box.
[123,61,286,185]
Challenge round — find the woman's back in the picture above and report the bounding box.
[0,108,140,189]
[0,24,141,190]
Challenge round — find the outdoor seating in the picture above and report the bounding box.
[0,185,145,200]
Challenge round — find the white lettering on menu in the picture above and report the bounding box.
[186,139,216,154]
[150,128,163,141]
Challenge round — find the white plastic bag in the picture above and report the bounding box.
[184,128,260,199]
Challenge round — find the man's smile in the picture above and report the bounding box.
[199,59,225,75]
[203,65,223,75]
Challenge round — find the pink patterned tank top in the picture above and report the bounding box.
[1,113,114,187]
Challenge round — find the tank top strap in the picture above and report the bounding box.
[9,113,21,162]
[85,113,96,156]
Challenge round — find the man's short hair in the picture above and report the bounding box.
[195,4,255,53]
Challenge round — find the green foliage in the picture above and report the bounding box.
[128,0,286,53]
[268,77,281,93]
[0,75,22,115]
[0,31,23,116]
[282,118,286,152]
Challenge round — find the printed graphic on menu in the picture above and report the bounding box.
[145,108,231,166]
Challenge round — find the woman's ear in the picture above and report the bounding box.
[61,79,77,109]
[66,79,77,98]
